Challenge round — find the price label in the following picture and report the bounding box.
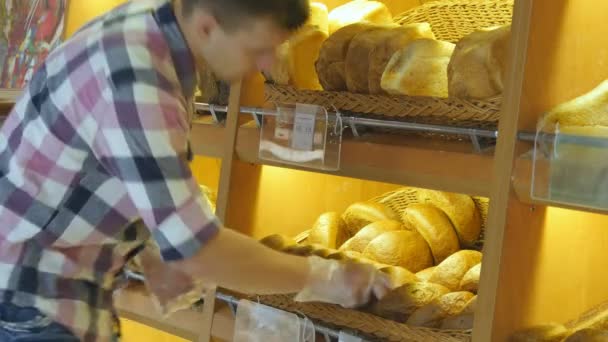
[291,104,318,151]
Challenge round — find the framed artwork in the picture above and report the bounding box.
[0,0,67,89]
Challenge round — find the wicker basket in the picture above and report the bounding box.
[265,0,514,129]
[266,188,487,341]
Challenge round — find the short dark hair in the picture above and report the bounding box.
[183,0,310,31]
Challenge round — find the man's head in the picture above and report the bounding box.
[176,0,310,82]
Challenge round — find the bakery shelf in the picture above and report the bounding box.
[190,112,226,159]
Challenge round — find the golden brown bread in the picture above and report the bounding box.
[406,291,475,328]
[448,24,511,99]
[342,202,398,236]
[339,220,403,253]
[363,230,433,272]
[509,324,569,342]
[308,212,349,249]
[416,189,482,246]
[460,263,481,293]
[429,250,482,291]
[563,329,608,342]
[542,80,608,127]
[381,38,455,97]
[462,295,477,314]
[379,266,419,288]
[402,203,460,264]
[371,282,450,322]
[416,266,436,282]
[328,0,393,34]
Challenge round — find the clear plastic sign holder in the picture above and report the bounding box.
[258,102,342,171]
[531,120,608,210]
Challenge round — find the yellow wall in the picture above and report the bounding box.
[65,0,126,37]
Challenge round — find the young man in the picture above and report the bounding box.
[0,0,391,340]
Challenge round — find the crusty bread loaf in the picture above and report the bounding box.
[406,291,475,328]
[429,250,482,291]
[316,23,381,91]
[510,324,569,342]
[403,203,460,264]
[416,266,436,282]
[342,202,398,235]
[416,189,482,247]
[381,38,455,97]
[563,328,608,342]
[308,212,349,249]
[368,23,435,94]
[340,220,403,253]
[379,266,419,288]
[460,263,481,293]
[448,24,511,99]
[259,234,297,251]
[371,282,450,322]
[542,80,608,127]
[328,0,393,34]
[363,230,433,272]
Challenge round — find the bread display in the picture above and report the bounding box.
[339,220,403,253]
[381,38,455,97]
[416,189,482,246]
[363,230,433,272]
[406,291,475,328]
[328,0,393,34]
[379,266,419,288]
[460,263,481,293]
[342,202,398,235]
[509,324,569,342]
[448,24,511,99]
[308,212,349,249]
[402,203,460,264]
[371,282,450,322]
[542,79,608,127]
[429,250,482,291]
[416,266,437,282]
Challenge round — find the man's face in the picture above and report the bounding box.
[199,17,290,82]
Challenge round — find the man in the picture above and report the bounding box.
[0,0,391,341]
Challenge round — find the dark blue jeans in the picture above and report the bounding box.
[0,303,79,341]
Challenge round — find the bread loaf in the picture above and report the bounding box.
[308,212,349,249]
[342,202,398,235]
[462,295,477,314]
[416,266,436,282]
[429,250,482,291]
[368,23,435,94]
[379,266,419,288]
[407,291,475,328]
[316,23,380,91]
[259,234,297,251]
[363,230,433,272]
[402,203,460,264]
[510,324,569,342]
[460,263,481,293]
[328,0,392,34]
[371,282,450,322]
[416,189,482,246]
[563,329,608,342]
[448,24,511,99]
[441,313,474,330]
[340,220,403,253]
[381,38,455,97]
[542,80,608,127]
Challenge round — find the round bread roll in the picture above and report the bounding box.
[342,202,398,236]
[429,250,482,291]
[363,230,433,272]
[563,329,608,342]
[416,266,436,282]
[259,234,296,251]
[402,203,460,264]
[381,38,455,98]
[407,291,475,328]
[441,312,474,330]
[339,220,403,253]
[308,212,349,249]
[371,282,450,322]
[416,189,482,247]
[510,323,569,342]
[460,263,481,293]
[379,266,418,288]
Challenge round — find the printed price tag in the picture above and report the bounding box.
[291,103,318,151]
[339,331,363,342]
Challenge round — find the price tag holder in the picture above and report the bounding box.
[258,102,342,171]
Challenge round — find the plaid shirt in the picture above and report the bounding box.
[0,0,220,340]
